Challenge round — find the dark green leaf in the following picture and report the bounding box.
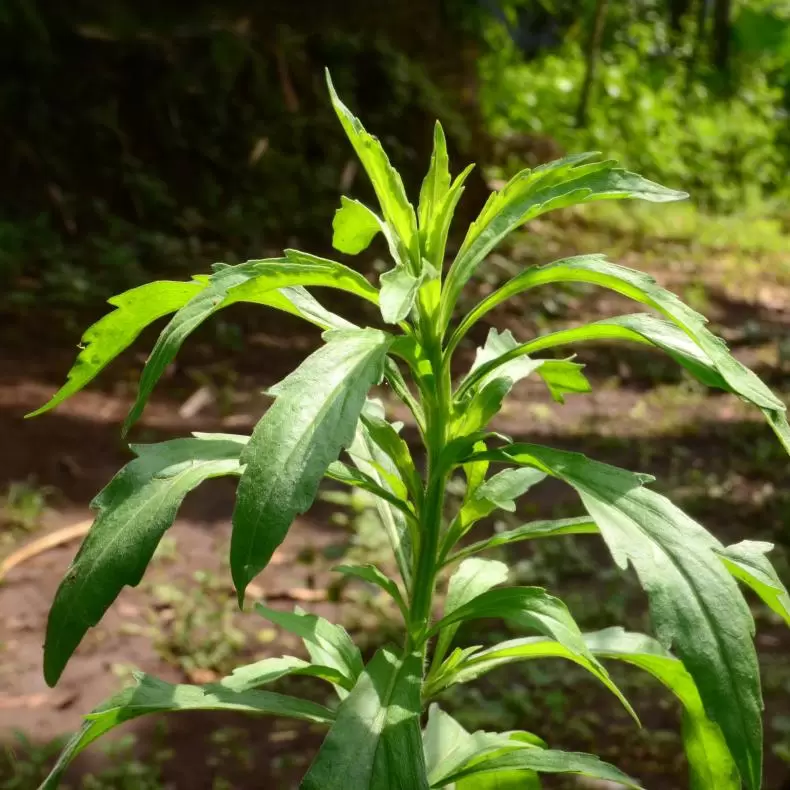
[301,648,429,790]
[333,197,382,255]
[441,159,687,326]
[231,328,392,603]
[254,604,364,693]
[124,256,379,433]
[44,434,246,686]
[28,279,204,417]
[40,672,333,790]
[481,443,762,790]
[716,541,790,627]
[325,460,414,518]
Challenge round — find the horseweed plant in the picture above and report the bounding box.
[31,73,790,790]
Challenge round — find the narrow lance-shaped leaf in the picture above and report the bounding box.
[441,157,687,327]
[333,564,409,622]
[40,672,333,790]
[326,71,420,269]
[301,648,429,790]
[217,654,347,693]
[418,122,451,233]
[254,604,364,694]
[428,586,636,721]
[124,255,379,433]
[231,328,392,604]
[424,163,475,271]
[28,279,205,418]
[476,443,763,790]
[716,541,790,626]
[44,434,247,687]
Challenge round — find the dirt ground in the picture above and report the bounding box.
[2,229,790,789]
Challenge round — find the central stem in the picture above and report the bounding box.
[408,329,452,648]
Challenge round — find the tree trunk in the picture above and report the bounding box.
[576,0,609,128]
[686,0,709,89]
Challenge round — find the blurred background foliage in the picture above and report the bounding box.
[0,0,787,309]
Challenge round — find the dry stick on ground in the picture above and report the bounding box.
[0,520,92,581]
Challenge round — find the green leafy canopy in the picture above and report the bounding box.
[30,70,788,790]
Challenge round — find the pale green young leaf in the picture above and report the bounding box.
[39,672,333,790]
[349,401,415,590]
[333,196,382,254]
[255,604,364,693]
[428,586,636,722]
[217,655,347,693]
[278,285,357,331]
[584,628,740,790]
[301,648,429,790]
[424,164,475,269]
[333,563,409,621]
[28,279,205,418]
[43,434,247,687]
[449,516,598,565]
[716,541,790,626]
[433,747,643,789]
[124,256,379,433]
[434,558,510,667]
[441,158,687,326]
[380,264,423,323]
[326,71,420,269]
[231,329,392,603]
[454,255,785,417]
[479,443,762,790]
[418,121,451,233]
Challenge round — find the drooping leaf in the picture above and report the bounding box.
[278,285,357,331]
[434,558,510,667]
[301,648,429,790]
[441,158,687,326]
[716,541,790,627]
[478,443,763,790]
[254,604,364,693]
[428,586,635,721]
[333,197,383,255]
[326,71,420,269]
[380,264,423,323]
[453,256,785,419]
[584,628,740,790]
[333,563,409,621]
[28,279,205,418]
[231,328,392,603]
[124,256,380,433]
[44,434,247,686]
[40,672,333,790]
[449,516,598,565]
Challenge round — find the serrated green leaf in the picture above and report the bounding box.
[380,264,423,323]
[231,328,392,603]
[333,196,383,254]
[480,443,762,790]
[716,541,790,626]
[28,279,205,418]
[43,434,246,687]
[441,158,687,327]
[449,516,598,565]
[301,648,429,790]
[326,71,420,269]
[254,604,364,694]
[454,256,785,418]
[124,256,379,433]
[39,672,333,790]
[434,559,510,668]
[433,746,643,789]
[584,628,739,790]
[428,586,636,722]
[333,563,409,621]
